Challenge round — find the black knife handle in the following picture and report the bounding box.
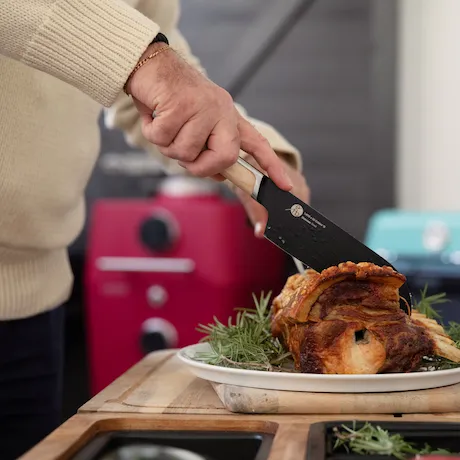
[222,156,264,199]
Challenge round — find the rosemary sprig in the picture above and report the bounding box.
[413,286,460,371]
[333,421,453,459]
[414,284,450,320]
[421,320,460,370]
[193,287,460,373]
[419,355,460,371]
[447,321,460,347]
[194,292,293,371]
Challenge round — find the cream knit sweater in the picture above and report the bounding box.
[0,0,301,320]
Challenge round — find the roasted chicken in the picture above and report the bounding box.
[271,262,460,374]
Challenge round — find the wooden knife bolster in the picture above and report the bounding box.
[221,156,263,198]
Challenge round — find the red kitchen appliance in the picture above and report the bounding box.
[84,176,286,395]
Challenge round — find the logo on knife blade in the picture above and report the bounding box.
[287,204,304,217]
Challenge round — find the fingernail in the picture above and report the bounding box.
[254,222,263,237]
[284,170,293,189]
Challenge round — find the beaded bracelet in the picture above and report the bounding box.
[123,45,171,96]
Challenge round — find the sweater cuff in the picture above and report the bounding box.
[23,0,159,107]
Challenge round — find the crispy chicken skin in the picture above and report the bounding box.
[271,262,460,374]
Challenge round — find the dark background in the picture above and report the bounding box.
[62,0,398,420]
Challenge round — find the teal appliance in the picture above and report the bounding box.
[365,210,460,323]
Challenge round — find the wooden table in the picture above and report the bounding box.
[20,350,460,460]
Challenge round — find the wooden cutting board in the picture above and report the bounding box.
[210,381,460,414]
[80,350,460,415]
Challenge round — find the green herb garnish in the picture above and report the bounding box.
[413,286,460,371]
[419,355,460,371]
[447,321,460,347]
[415,284,450,320]
[333,421,454,459]
[194,286,460,373]
[194,292,293,371]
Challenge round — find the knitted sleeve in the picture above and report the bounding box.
[0,0,158,107]
[104,0,302,172]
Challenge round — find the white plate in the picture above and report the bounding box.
[177,343,460,393]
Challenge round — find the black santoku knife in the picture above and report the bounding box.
[222,156,413,315]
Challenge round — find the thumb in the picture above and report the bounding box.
[131,97,157,137]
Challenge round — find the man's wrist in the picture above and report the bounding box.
[124,40,171,96]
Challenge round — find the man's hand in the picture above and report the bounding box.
[125,44,292,192]
[233,156,310,238]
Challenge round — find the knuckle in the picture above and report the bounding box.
[162,148,196,163]
[174,98,194,117]
[141,124,151,142]
[150,123,176,146]
[227,131,240,149]
[221,157,237,171]
[257,132,270,147]
[220,144,239,167]
[181,149,201,162]
[228,147,240,164]
[174,141,203,162]
[216,88,234,108]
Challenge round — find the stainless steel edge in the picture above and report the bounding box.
[237,156,264,199]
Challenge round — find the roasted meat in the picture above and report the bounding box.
[271,262,460,374]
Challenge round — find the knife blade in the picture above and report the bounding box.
[222,156,413,314]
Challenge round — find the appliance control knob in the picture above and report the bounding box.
[140,318,178,355]
[139,212,178,252]
[146,285,168,308]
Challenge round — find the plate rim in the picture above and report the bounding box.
[177,342,460,381]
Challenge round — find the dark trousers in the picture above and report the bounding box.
[0,306,64,460]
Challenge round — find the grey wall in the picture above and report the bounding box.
[234,0,377,240]
[75,0,397,256]
[178,0,397,241]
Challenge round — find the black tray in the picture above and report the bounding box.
[70,430,273,460]
[306,421,460,460]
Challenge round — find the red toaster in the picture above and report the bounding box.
[84,176,286,395]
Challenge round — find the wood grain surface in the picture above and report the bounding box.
[19,413,460,460]
[21,348,460,460]
[211,380,460,414]
[79,350,460,415]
